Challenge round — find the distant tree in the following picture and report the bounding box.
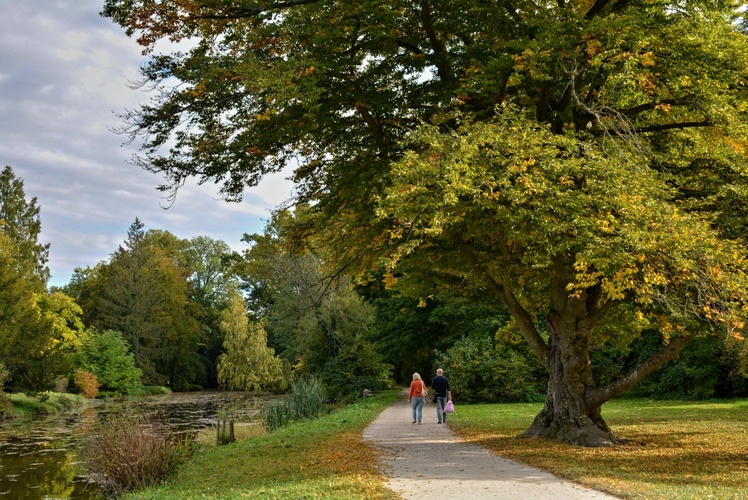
[31,291,88,389]
[181,236,241,387]
[62,263,106,325]
[0,168,56,390]
[0,166,49,286]
[88,219,203,389]
[0,231,43,390]
[182,236,239,306]
[217,294,287,392]
[239,210,392,400]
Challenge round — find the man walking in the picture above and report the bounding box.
[431,368,452,424]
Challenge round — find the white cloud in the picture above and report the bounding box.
[0,0,295,287]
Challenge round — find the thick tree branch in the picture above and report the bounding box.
[585,0,630,18]
[618,98,685,116]
[585,0,612,18]
[396,39,424,55]
[192,0,322,20]
[635,120,711,133]
[420,0,453,83]
[586,333,697,407]
[463,250,550,368]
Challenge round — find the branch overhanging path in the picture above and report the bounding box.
[363,390,617,499]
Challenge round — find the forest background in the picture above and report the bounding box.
[2,162,747,407]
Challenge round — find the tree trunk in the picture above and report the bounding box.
[466,249,697,447]
[520,299,696,447]
[520,316,621,446]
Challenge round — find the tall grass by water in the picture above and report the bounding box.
[449,398,748,499]
[262,374,327,431]
[83,413,192,497]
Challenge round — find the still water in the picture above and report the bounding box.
[0,391,280,499]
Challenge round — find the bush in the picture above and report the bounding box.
[0,363,11,419]
[289,374,326,420]
[262,399,294,432]
[76,329,142,395]
[321,335,392,402]
[8,392,86,415]
[129,385,172,396]
[83,413,190,496]
[74,370,100,399]
[439,335,546,403]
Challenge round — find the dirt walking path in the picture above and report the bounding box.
[363,391,617,499]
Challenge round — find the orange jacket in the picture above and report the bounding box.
[408,379,427,400]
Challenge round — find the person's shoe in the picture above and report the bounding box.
[438,421,442,424]
[412,420,416,423]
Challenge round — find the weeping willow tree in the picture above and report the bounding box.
[217,294,288,392]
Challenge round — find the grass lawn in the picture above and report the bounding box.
[448,398,748,499]
[125,390,401,500]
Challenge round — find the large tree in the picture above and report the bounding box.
[103,0,748,445]
[0,166,50,286]
[0,166,56,389]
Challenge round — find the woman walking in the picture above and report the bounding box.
[408,373,428,424]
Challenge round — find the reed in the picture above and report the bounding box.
[83,412,191,496]
[262,375,327,431]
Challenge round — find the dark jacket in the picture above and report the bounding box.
[431,375,450,397]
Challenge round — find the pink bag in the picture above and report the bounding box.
[444,400,455,413]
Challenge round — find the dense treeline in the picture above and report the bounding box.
[1,164,747,408]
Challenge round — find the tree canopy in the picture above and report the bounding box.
[103,0,748,445]
[0,166,50,286]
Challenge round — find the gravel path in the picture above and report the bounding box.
[363,390,618,499]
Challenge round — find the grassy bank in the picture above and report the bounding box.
[449,398,748,499]
[125,390,400,499]
[6,392,88,417]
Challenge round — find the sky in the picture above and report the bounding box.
[0,1,295,288]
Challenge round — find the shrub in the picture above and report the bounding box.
[129,385,172,396]
[7,392,86,414]
[54,376,69,393]
[0,363,11,419]
[440,335,546,403]
[0,394,11,420]
[76,329,142,395]
[289,374,326,420]
[73,370,100,399]
[321,335,393,402]
[262,399,294,432]
[83,413,190,496]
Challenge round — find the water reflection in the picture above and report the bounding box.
[0,391,279,499]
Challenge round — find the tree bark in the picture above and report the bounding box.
[520,312,622,446]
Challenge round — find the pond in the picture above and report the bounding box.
[0,391,281,499]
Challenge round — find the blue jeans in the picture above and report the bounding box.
[436,396,448,423]
[411,397,424,423]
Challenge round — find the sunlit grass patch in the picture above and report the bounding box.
[8,391,87,415]
[125,390,401,499]
[449,398,748,499]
